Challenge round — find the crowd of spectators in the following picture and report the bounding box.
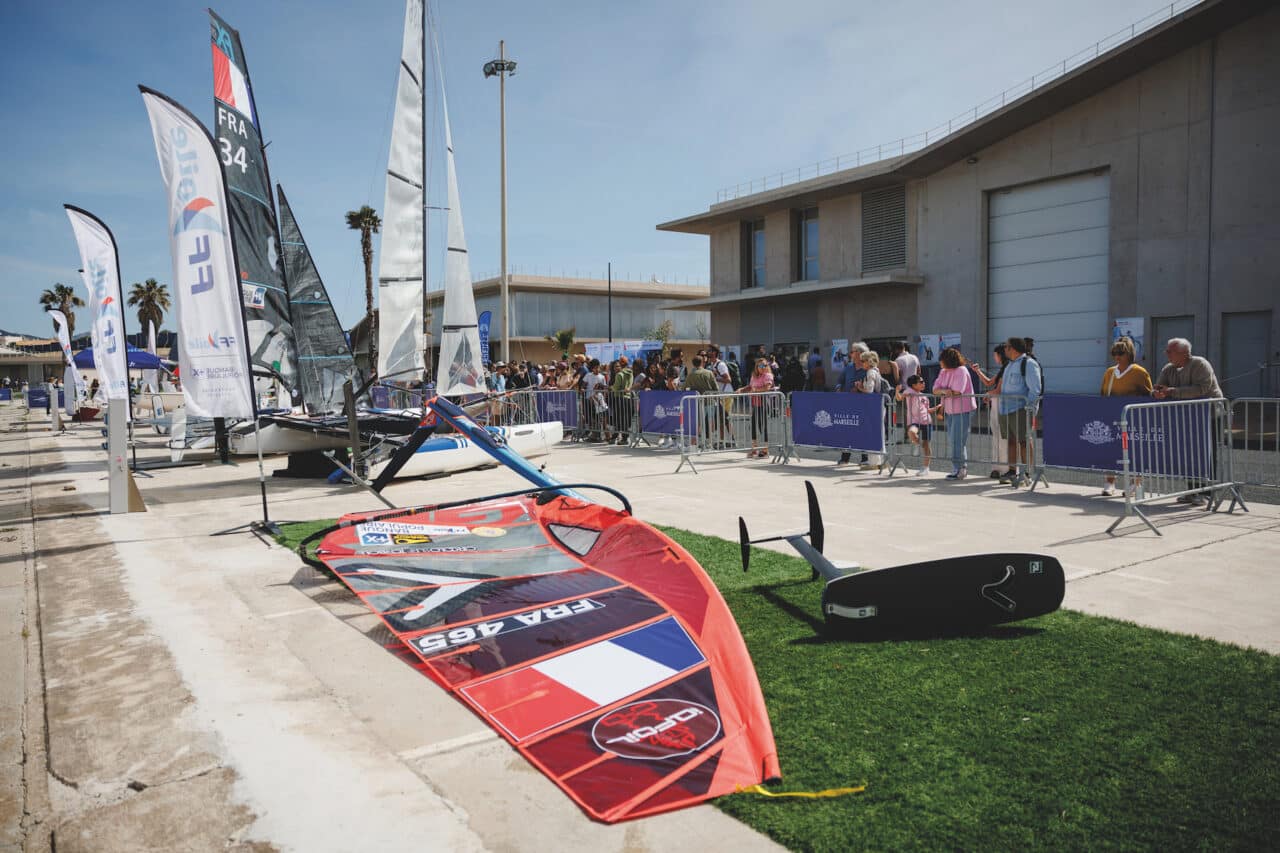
[478,335,1222,493]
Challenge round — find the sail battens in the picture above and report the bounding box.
[446,246,467,254]
[386,169,424,190]
[379,276,423,284]
[228,185,271,207]
[399,59,421,88]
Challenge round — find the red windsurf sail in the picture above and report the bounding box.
[314,491,779,822]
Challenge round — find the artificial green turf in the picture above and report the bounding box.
[276,520,1280,851]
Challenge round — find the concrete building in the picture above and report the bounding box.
[658,0,1279,395]
[425,273,710,366]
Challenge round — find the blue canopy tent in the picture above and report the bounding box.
[73,345,171,370]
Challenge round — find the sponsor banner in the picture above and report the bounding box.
[140,88,254,418]
[46,310,87,414]
[478,310,492,365]
[1042,394,1217,478]
[0,388,11,402]
[370,386,391,408]
[584,340,664,367]
[65,207,130,416]
[790,391,885,452]
[1041,395,1127,470]
[27,389,50,410]
[534,389,578,429]
[638,390,693,435]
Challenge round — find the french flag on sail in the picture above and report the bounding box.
[463,618,705,741]
[212,44,255,125]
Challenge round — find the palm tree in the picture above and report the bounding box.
[38,283,85,336]
[545,327,576,359]
[127,278,171,343]
[345,205,382,371]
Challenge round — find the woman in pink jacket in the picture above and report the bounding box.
[933,347,978,479]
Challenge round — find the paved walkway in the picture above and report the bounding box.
[3,403,1276,850]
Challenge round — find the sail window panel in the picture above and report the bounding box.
[861,186,907,272]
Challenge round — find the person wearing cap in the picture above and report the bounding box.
[555,361,574,390]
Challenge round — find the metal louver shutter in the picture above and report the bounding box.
[987,171,1110,393]
[861,186,906,272]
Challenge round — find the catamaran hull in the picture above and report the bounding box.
[228,422,351,456]
[368,421,563,480]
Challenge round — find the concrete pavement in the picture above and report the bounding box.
[3,403,1276,850]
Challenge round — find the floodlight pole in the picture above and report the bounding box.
[484,41,517,363]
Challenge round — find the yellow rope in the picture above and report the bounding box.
[735,783,866,799]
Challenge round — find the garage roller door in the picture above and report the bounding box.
[988,172,1110,393]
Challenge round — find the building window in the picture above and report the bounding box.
[862,185,906,272]
[741,219,765,289]
[796,207,819,281]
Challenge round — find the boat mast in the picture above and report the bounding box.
[427,0,437,384]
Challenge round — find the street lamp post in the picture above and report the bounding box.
[483,41,517,363]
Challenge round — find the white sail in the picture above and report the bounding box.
[434,91,485,396]
[376,0,425,382]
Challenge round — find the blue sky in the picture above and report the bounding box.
[1,0,1161,336]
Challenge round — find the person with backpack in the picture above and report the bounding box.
[726,352,743,390]
[996,337,1042,487]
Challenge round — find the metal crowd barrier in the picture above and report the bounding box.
[1228,398,1280,500]
[676,391,789,473]
[884,393,1036,482]
[1106,398,1245,535]
[575,389,637,445]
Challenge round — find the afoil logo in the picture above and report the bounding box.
[592,700,721,760]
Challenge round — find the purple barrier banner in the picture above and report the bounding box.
[27,389,49,409]
[1041,395,1127,470]
[1042,394,1217,478]
[0,388,11,401]
[535,390,579,430]
[1126,402,1217,480]
[640,390,694,435]
[370,386,391,409]
[790,392,884,452]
